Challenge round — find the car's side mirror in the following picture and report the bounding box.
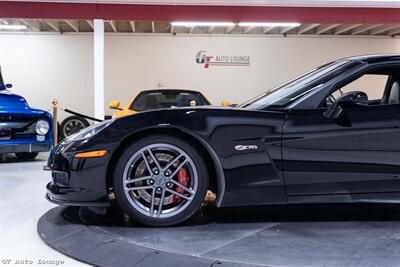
[221,100,238,107]
[221,100,231,107]
[323,91,368,120]
[5,84,12,89]
[109,100,122,110]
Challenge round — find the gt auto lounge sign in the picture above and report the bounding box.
[196,51,251,69]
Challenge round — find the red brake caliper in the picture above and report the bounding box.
[172,166,189,203]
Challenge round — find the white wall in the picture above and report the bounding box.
[1,33,400,119]
[0,34,93,119]
[105,35,400,110]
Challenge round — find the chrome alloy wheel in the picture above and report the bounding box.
[122,143,198,219]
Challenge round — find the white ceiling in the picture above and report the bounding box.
[5,19,400,37]
[8,0,400,8]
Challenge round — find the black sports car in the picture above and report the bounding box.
[47,54,400,226]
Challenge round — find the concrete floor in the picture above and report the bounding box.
[0,153,87,266]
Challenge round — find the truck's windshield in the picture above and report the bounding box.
[0,67,4,90]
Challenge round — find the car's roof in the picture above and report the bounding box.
[340,54,400,63]
[138,89,204,94]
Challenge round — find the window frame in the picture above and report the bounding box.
[328,73,390,105]
[317,62,400,108]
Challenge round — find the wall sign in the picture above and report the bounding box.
[196,51,251,69]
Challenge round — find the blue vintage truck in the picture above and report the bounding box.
[0,67,53,160]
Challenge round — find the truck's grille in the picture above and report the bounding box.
[0,115,34,122]
[0,116,37,140]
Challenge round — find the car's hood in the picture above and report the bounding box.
[130,105,281,114]
[132,105,230,113]
[115,105,285,128]
[91,103,286,148]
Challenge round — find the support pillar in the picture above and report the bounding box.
[94,19,104,121]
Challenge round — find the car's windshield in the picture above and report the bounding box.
[130,91,211,112]
[240,60,361,109]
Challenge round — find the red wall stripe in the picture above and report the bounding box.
[1,1,400,23]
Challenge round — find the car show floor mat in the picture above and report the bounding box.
[38,204,400,267]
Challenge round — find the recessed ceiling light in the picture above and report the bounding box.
[238,22,301,27]
[171,22,235,27]
[0,25,27,30]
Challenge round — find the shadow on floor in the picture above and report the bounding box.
[0,153,46,163]
[72,202,400,228]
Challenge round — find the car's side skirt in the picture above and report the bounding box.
[287,192,400,204]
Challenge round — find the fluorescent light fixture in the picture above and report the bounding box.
[171,22,235,27]
[238,22,301,27]
[0,25,27,31]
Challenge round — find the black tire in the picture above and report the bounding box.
[15,152,39,161]
[113,135,209,226]
[60,116,90,140]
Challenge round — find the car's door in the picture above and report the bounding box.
[282,75,400,201]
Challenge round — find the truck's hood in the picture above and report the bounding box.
[0,91,41,115]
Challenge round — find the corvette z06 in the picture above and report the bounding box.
[47,54,400,226]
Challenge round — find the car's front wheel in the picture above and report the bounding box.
[113,135,208,226]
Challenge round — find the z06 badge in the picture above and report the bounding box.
[234,145,258,151]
